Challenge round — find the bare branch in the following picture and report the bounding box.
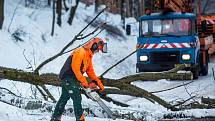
[212,67,215,81]
[0,86,22,98]
[34,7,107,73]
[23,49,33,71]
[23,49,55,102]
[100,49,137,78]
[100,37,165,78]
[35,85,48,100]
[173,96,196,107]
[76,23,105,40]
[8,0,23,32]
[150,81,194,94]
[40,85,56,102]
[62,28,104,54]
[183,82,198,103]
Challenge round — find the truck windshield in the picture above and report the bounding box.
[141,19,191,37]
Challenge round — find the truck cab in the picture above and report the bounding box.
[135,12,202,78]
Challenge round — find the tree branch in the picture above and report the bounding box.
[150,81,194,94]
[212,67,215,81]
[100,49,137,78]
[34,7,107,73]
[76,23,105,40]
[0,66,183,110]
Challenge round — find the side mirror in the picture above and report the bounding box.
[201,20,207,32]
[126,24,131,35]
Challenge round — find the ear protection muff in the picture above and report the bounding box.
[91,43,98,52]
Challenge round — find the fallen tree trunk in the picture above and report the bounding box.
[0,65,193,111]
[201,97,215,105]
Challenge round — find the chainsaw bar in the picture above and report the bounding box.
[96,97,116,120]
[83,88,116,120]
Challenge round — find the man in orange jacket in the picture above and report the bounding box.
[50,37,107,121]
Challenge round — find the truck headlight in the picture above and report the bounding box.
[182,54,191,60]
[140,55,148,61]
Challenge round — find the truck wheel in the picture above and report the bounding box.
[192,53,200,80]
[201,51,209,76]
[192,66,199,80]
[136,67,140,73]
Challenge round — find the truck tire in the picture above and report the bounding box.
[192,66,199,80]
[201,51,209,76]
[136,67,140,73]
[192,53,200,80]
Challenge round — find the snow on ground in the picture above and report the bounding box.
[0,0,215,121]
[132,63,215,103]
[0,101,131,121]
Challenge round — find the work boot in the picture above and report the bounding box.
[76,113,85,121]
[50,118,60,121]
[76,120,85,121]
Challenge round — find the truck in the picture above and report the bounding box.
[126,0,215,79]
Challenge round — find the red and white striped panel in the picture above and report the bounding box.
[206,20,215,24]
[139,43,191,49]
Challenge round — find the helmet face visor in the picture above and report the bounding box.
[102,43,107,53]
[97,42,107,53]
[97,40,107,53]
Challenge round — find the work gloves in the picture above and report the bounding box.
[90,80,104,91]
[89,81,106,96]
[81,81,89,88]
[81,79,104,90]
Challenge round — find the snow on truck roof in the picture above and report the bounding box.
[139,12,196,21]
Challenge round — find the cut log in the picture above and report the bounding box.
[201,96,215,105]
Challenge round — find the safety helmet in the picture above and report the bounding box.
[90,37,107,53]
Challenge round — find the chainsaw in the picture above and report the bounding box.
[82,87,116,120]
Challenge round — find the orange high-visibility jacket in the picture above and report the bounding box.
[71,38,104,90]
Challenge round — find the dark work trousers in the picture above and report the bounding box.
[51,77,83,121]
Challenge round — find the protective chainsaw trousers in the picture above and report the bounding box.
[51,77,84,121]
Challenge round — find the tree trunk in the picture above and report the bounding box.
[48,0,51,6]
[201,97,215,105]
[133,0,139,19]
[51,0,56,36]
[0,0,4,29]
[121,0,125,29]
[140,0,144,15]
[63,0,69,11]
[0,65,193,111]
[128,0,133,17]
[95,0,99,13]
[25,0,28,7]
[56,0,62,26]
[67,0,80,25]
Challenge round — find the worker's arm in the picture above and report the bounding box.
[86,60,104,91]
[71,49,89,87]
